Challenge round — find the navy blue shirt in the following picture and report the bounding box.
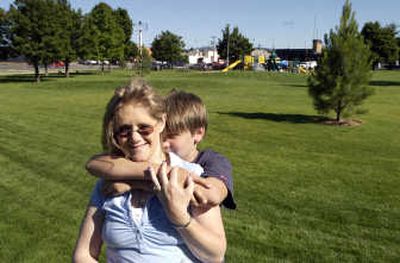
[194,149,236,209]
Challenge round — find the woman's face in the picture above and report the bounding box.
[114,103,165,162]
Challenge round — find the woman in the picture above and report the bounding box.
[73,79,226,262]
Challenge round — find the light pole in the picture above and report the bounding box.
[226,30,230,66]
[211,36,217,63]
[138,21,143,75]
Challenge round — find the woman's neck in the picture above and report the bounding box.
[148,145,167,164]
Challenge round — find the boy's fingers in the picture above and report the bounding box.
[146,167,161,191]
[157,162,169,188]
[193,187,207,205]
[191,175,212,189]
[185,176,195,195]
[190,196,200,207]
[169,167,179,185]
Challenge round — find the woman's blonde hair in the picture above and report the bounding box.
[101,79,165,156]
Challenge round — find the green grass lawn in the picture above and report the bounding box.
[0,70,399,262]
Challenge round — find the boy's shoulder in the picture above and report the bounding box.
[194,148,232,176]
[195,149,231,166]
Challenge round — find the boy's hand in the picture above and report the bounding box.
[190,177,228,208]
[102,180,155,196]
[190,184,219,209]
[145,166,161,191]
[102,181,131,196]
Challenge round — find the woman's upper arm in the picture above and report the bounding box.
[73,206,104,263]
[192,205,226,241]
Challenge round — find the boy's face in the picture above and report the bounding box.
[163,129,204,162]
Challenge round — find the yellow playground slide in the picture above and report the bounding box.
[222,60,242,72]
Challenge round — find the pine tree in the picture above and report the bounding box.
[308,0,373,123]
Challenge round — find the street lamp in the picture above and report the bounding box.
[226,30,230,66]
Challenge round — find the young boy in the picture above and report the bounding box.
[86,90,235,209]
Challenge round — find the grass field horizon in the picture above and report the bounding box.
[0,70,399,262]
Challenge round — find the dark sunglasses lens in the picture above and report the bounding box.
[138,126,154,136]
[116,126,131,137]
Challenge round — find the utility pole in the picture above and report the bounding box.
[211,36,217,63]
[226,30,230,66]
[138,21,143,75]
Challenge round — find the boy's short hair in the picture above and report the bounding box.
[164,89,207,137]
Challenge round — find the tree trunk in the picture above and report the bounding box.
[65,61,70,78]
[44,64,48,76]
[336,100,342,123]
[34,63,40,83]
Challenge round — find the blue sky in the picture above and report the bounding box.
[1,0,399,48]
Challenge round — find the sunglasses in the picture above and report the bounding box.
[115,124,155,138]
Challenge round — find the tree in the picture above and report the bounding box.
[0,7,13,60]
[55,0,81,77]
[76,13,100,62]
[308,0,373,123]
[125,40,138,62]
[89,3,125,71]
[151,30,186,65]
[113,8,133,66]
[217,25,253,65]
[8,0,59,82]
[361,21,399,67]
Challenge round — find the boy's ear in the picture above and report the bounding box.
[193,127,205,144]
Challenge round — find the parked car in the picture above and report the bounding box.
[151,61,168,71]
[189,63,207,70]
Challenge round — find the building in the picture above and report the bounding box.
[186,47,219,64]
[274,39,323,62]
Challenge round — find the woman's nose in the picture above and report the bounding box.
[129,130,142,142]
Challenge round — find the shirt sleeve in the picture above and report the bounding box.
[202,152,236,209]
[89,179,106,208]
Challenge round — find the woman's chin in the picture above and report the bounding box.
[124,144,151,161]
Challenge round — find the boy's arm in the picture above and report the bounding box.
[86,154,154,180]
[88,155,211,197]
[191,177,227,208]
[191,151,236,209]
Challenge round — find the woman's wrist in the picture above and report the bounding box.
[171,214,192,228]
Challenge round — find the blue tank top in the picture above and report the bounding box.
[90,152,203,262]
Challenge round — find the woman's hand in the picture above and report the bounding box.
[153,162,194,226]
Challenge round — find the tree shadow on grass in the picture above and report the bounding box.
[369,80,400,87]
[284,84,308,88]
[217,111,328,124]
[0,71,96,84]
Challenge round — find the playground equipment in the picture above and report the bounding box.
[298,66,310,74]
[222,60,242,72]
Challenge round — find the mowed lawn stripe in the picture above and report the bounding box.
[0,70,399,262]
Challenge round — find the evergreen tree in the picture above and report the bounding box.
[151,30,186,65]
[308,0,373,123]
[217,24,253,65]
[361,21,399,67]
